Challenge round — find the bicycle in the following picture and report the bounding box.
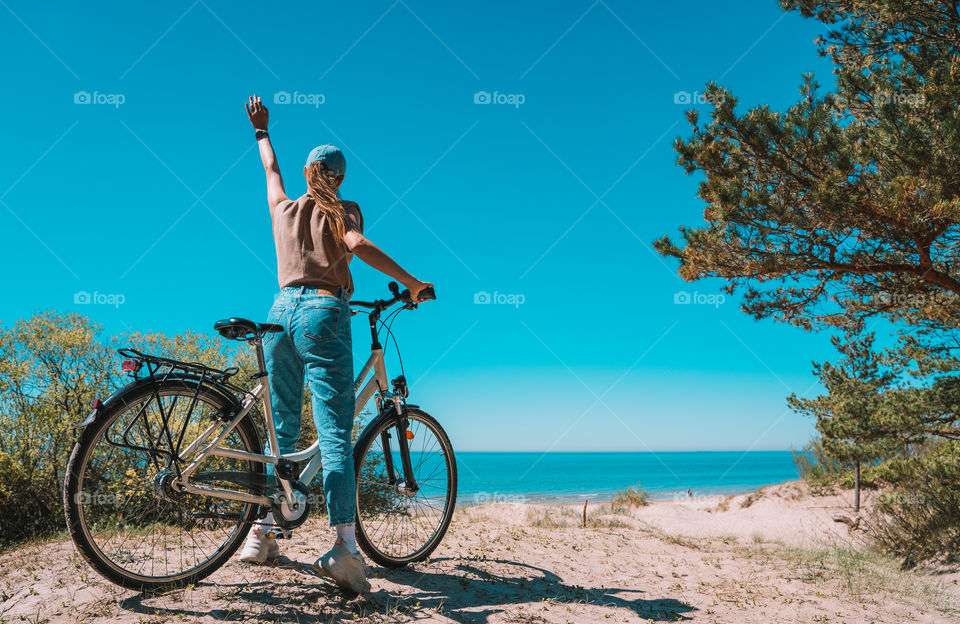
[63,282,457,591]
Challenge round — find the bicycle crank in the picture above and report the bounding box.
[271,481,311,530]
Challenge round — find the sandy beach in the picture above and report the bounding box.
[1,481,956,623]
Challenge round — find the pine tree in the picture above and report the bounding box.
[656,1,960,557]
[788,332,901,510]
[655,1,960,333]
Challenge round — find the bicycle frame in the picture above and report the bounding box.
[173,338,396,508]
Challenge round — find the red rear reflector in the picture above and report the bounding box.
[121,360,140,373]
[92,399,102,409]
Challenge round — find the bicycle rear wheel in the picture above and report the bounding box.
[354,407,457,568]
[63,379,263,590]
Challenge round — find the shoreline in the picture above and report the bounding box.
[457,480,796,505]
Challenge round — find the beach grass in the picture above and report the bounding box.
[740,541,959,615]
[610,482,650,508]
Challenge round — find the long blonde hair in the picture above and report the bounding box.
[305,161,347,242]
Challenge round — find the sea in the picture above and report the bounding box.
[454,451,799,504]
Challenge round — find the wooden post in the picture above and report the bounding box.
[582,499,588,527]
[853,461,861,513]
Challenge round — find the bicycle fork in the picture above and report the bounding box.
[380,396,419,497]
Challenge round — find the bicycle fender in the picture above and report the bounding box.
[74,401,102,430]
[352,403,421,463]
[71,376,147,431]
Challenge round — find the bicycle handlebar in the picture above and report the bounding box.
[350,282,436,315]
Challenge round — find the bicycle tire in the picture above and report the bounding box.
[353,407,457,568]
[64,378,263,590]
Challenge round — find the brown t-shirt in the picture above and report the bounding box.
[271,194,363,294]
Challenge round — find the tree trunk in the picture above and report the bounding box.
[853,461,861,513]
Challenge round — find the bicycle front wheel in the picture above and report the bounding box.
[63,378,263,590]
[354,407,457,568]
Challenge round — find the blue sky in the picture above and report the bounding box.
[1,0,851,452]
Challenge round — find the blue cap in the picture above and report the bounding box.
[305,144,346,176]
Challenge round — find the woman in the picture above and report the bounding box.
[239,95,433,594]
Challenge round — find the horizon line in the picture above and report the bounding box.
[453,448,797,453]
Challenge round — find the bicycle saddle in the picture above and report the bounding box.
[214,318,283,340]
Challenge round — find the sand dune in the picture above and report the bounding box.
[1,481,956,623]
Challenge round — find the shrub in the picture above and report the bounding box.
[868,440,960,565]
[0,313,256,547]
[0,313,118,547]
[793,437,846,492]
[612,483,650,508]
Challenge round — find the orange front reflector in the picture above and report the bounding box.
[405,430,414,440]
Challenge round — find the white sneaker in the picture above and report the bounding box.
[313,538,371,593]
[239,523,281,564]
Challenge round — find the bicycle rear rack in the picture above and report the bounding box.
[104,349,247,471]
[118,347,240,383]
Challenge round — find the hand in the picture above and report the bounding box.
[407,280,434,303]
[245,95,269,130]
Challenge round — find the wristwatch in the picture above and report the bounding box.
[255,129,269,140]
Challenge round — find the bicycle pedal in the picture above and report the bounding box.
[264,527,292,540]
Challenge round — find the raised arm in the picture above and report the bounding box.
[246,95,288,210]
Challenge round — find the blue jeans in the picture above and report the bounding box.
[262,286,356,526]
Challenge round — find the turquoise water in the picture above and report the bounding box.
[454,451,799,503]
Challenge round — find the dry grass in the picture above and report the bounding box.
[739,489,763,509]
[734,540,959,616]
[711,495,735,513]
[610,483,650,508]
[525,503,630,529]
